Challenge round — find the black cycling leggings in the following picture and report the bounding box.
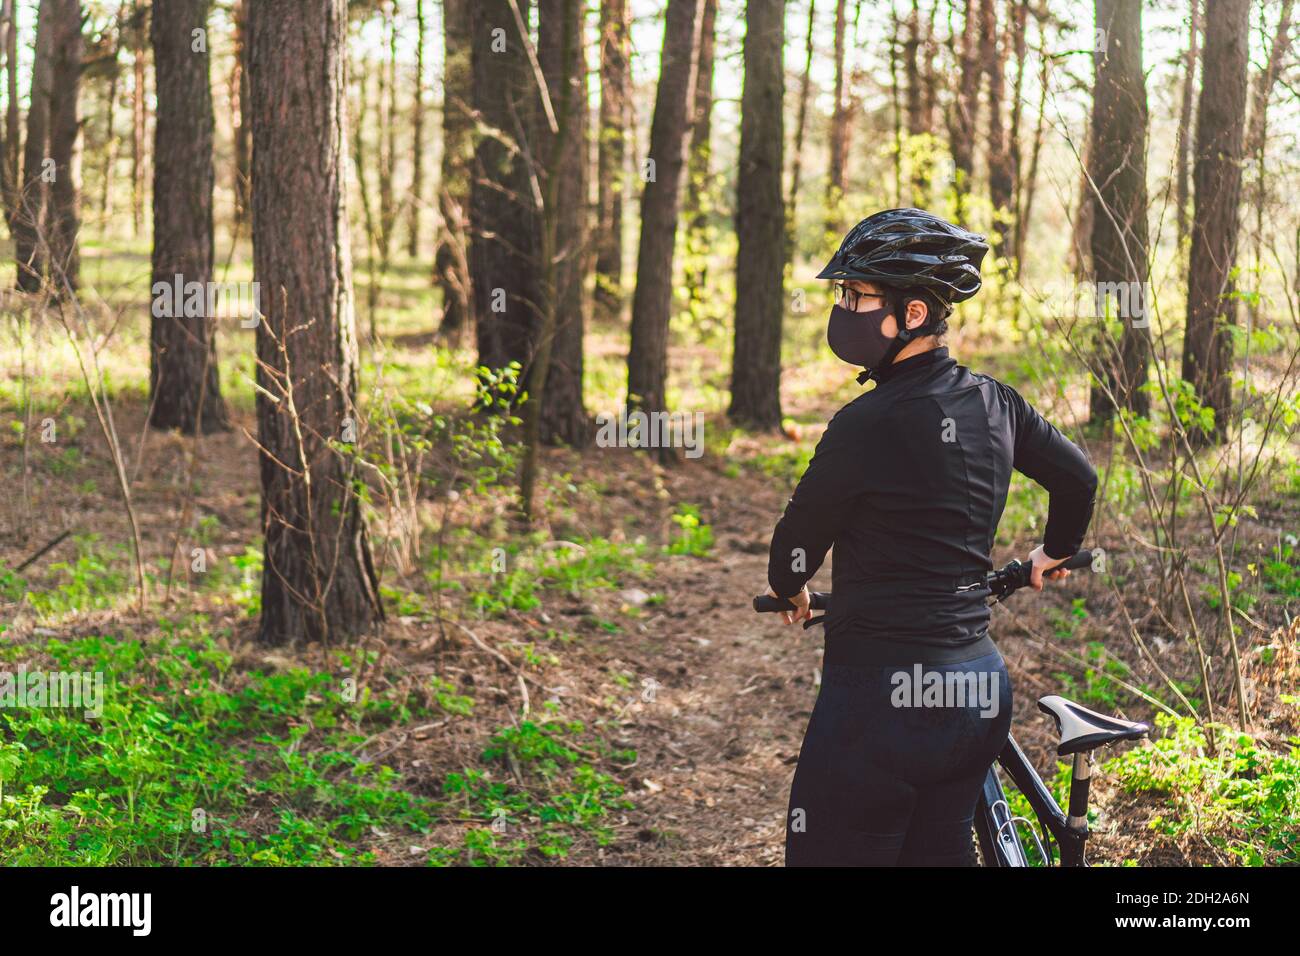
[785,650,1012,866]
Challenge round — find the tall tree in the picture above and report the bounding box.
[231,0,251,228]
[1069,125,1094,279]
[730,0,786,430]
[1182,0,1250,438]
[13,0,53,292]
[375,0,399,275]
[407,0,426,258]
[787,0,816,250]
[683,0,718,310]
[149,0,228,434]
[353,52,381,337]
[0,0,19,233]
[1002,0,1029,266]
[434,0,472,341]
[1014,1,1050,275]
[902,0,936,204]
[626,0,701,428]
[536,0,591,449]
[594,0,630,319]
[1174,0,1200,247]
[1244,0,1294,328]
[1087,0,1150,422]
[98,4,125,219]
[45,0,80,292]
[247,0,382,644]
[947,0,981,218]
[825,0,848,235]
[469,0,540,382]
[131,0,147,233]
[980,0,1012,258]
[888,5,903,203]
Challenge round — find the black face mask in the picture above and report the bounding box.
[826,303,900,376]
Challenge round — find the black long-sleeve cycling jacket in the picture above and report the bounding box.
[767,347,1098,666]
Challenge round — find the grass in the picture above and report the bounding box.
[455,536,652,618]
[1106,713,1300,866]
[3,535,129,623]
[0,626,630,866]
[666,504,715,557]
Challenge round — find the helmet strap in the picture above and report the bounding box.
[856,292,934,384]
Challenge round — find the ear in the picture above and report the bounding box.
[905,297,929,330]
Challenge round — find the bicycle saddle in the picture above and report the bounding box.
[1036,695,1150,756]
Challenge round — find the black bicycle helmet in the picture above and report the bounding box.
[816,208,989,304]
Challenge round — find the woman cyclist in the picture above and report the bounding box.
[766,209,1098,866]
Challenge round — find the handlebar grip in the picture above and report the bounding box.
[1061,549,1094,571]
[753,592,829,613]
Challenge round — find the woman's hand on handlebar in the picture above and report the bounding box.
[766,584,811,624]
[1027,544,1071,591]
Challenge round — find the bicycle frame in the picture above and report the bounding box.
[974,734,1090,867]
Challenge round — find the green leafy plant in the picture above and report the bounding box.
[1106,713,1300,865]
[666,504,714,557]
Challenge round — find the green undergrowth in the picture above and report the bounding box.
[0,628,633,866]
[1105,713,1300,866]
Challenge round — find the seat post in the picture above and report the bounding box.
[1065,751,1092,831]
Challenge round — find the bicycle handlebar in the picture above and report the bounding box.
[752,591,830,614]
[753,549,1096,617]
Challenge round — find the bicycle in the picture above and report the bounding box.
[753,549,1150,866]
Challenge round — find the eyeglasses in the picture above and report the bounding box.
[832,282,886,312]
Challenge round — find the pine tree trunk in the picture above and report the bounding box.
[14,1,53,292]
[537,0,591,449]
[729,0,785,430]
[1069,124,1093,279]
[919,0,938,133]
[46,0,80,294]
[434,0,472,342]
[1174,0,1200,247]
[353,57,380,340]
[981,0,1012,257]
[232,0,251,228]
[1182,0,1250,440]
[149,0,228,435]
[626,0,701,426]
[131,0,146,234]
[1243,0,1293,330]
[903,0,928,203]
[888,7,903,204]
[247,0,382,645]
[469,0,541,383]
[594,0,630,319]
[825,0,848,234]
[407,0,425,259]
[1087,0,1151,423]
[0,0,19,234]
[947,0,981,218]
[683,0,718,308]
[99,6,123,221]
[1005,0,1028,266]
[1015,6,1049,276]
[786,0,815,251]
[376,0,397,273]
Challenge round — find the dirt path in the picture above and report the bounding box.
[592,452,1100,866]
[605,465,818,865]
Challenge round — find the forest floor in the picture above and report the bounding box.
[6,391,1142,866]
[2,248,1299,866]
[6,367,1295,867]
